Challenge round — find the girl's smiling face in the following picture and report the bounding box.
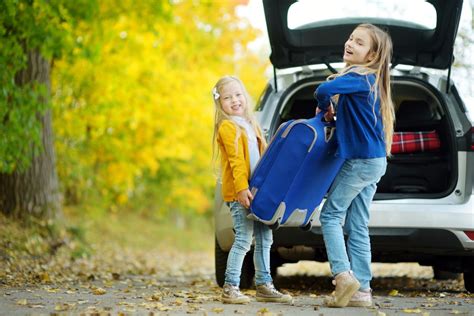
[219,81,247,117]
[343,27,374,65]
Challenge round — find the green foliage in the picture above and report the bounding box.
[1,0,268,215]
[0,0,98,172]
[0,83,47,172]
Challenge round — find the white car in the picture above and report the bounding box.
[215,0,474,292]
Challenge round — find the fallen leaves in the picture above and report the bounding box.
[389,289,400,296]
[91,287,107,295]
[16,299,28,306]
[54,303,76,311]
[3,219,474,315]
[402,308,423,313]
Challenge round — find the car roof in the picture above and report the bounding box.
[263,0,463,70]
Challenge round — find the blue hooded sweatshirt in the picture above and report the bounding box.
[315,71,386,159]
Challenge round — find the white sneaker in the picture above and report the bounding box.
[256,282,293,303]
[324,271,360,307]
[221,283,250,304]
[348,290,373,307]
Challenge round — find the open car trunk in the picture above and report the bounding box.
[273,77,457,198]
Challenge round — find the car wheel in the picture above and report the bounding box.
[464,271,474,293]
[433,266,461,280]
[215,238,255,289]
[240,250,255,289]
[270,251,284,278]
[215,238,228,287]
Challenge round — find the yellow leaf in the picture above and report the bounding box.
[388,289,399,296]
[159,306,172,311]
[402,308,422,313]
[212,307,224,313]
[16,299,27,306]
[92,287,107,295]
[40,272,50,282]
[150,293,162,301]
[55,304,69,311]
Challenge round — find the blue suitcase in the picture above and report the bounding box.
[248,113,344,229]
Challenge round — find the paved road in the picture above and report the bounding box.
[1,271,473,315]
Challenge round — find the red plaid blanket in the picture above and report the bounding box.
[391,130,441,154]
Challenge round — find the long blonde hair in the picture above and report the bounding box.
[211,75,265,164]
[330,23,395,155]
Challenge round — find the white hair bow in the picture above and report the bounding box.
[212,87,220,100]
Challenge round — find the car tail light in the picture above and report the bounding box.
[465,231,474,240]
[471,127,474,151]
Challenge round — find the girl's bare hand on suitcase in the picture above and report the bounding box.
[324,104,335,122]
[316,106,335,121]
[237,189,253,208]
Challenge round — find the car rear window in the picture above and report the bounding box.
[287,0,437,30]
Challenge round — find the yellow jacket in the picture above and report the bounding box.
[217,120,266,202]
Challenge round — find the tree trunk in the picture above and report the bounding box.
[0,49,61,220]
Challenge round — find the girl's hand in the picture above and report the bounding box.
[316,105,335,121]
[237,189,253,208]
[324,104,335,122]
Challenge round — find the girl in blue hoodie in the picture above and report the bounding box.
[315,24,395,308]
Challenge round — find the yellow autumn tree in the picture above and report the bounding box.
[52,1,268,215]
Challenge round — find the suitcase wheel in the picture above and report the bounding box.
[270,221,280,230]
[301,222,313,231]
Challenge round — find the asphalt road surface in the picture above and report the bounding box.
[1,262,473,315]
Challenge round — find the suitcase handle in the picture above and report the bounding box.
[324,126,336,142]
[281,119,318,153]
[281,119,306,138]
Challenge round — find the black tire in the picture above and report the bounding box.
[215,238,228,288]
[240,250,255,289]
[270,251,284,278]
[215,238,255,289]
[433,266,461,280]
[464,271,474,293]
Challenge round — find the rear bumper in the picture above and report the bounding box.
[270,227,474,270]
[271,227,474,255]
[215,193,474,263]
[216,225,474,254]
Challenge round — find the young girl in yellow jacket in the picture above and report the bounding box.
[212,75,292,304]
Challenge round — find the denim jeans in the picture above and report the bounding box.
[225,201,273,287]
[320,158,387,290]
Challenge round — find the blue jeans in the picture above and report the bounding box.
[320,158,387,290]
[225,201,273,287]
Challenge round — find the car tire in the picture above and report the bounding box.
[270,251,284,278]
[464,271,474,293]
[240,250,255,289]
[215,238,228,288]
[215,238,255,289]
[433,267,461,280]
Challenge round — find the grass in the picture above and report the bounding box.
[0,205,214,264]
[66,206,215,253]
[0,207,215,286]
